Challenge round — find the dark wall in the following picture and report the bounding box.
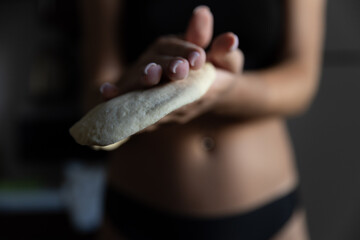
[0,0,359,239]
[288,0,360,239]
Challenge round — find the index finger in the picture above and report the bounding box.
[185,5,214,48]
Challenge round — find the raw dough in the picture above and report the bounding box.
[69,63,215,150]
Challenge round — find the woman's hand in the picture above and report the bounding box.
[100,5,213,100]
[100,5,244,131]
[101,35,207,99]
[154,68,239,126]
[146,33,244,129]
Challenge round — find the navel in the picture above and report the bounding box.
[202,136,216,151]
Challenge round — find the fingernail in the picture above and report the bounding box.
[170,59,184,74]
[144,62,157,75]
[230,34,239,51]
[144,64,162,85]
[188,51,200,67]
[193,5,210,14]
[100,82,117,94]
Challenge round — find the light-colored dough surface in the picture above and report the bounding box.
[69,63,215,149]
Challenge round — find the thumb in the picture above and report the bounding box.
[207,32,243,73]
[185,6,213,48]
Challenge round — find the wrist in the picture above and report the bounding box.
[210,73,246,115]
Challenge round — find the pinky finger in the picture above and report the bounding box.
[100,82,120,100]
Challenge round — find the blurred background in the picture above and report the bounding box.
[0,0,359,239]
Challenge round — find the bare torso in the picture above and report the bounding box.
[108,115,298,216]
[83,1,325,238]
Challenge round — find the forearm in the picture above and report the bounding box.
[80,0,124,111]
[212,0,326,118]
[213,58,322,117]
[80,0,124,86]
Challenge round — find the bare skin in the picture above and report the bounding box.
[81,1,326,239]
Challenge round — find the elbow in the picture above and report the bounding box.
[285,96,315,117]
[285,80,320,117]
[269,98,313,118]
[272,75,321,117]
[262,57,323,118]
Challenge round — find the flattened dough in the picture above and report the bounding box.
[69,63,215,150]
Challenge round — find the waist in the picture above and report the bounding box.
[107,115,298,215]
[104,184,300,239]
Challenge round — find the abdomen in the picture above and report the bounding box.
[108,115,298,216]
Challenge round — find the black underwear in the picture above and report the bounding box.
[105,186,300,240]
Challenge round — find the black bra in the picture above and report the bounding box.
[120,0,285,70]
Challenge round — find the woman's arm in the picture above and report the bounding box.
[213,0,327,117]
[80,0,124,110]
[80,0,124,83]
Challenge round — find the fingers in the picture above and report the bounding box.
[125,57,190,91]
[100,56,190,100]
[137,36,208,86]
[100,82,120,100]
[142,62,162,85]
[114,62,162,95]
[145,57,189,81]
[162,57,189,80]
[100,6,219,102]
[99,62,162,99]
[185,5,213,48]
[211,32,239,54]
[207,32,244,73]
[154,36,206,70]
